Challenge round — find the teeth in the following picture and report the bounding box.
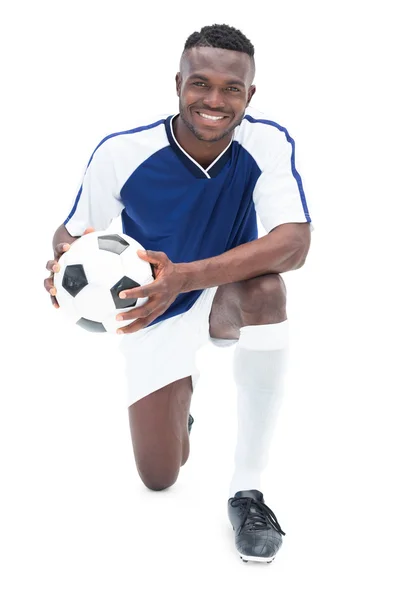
[199,112,224,121]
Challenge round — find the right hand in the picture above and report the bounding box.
[44,227,95,308]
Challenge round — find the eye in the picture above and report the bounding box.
[193,82,207,87]
[226,87,240,92]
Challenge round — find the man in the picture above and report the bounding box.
[44,24,312,564]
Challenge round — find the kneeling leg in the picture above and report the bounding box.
[128,376,192,491]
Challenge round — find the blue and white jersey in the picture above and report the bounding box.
[64,106,312,326]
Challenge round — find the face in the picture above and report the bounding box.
[176,47,256,143]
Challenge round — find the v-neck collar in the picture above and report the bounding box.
[164,114,233,179]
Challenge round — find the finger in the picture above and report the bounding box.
[53,228,93,261]
[46,259,60,273]
[137,249,164,258]
[115,300,157,322]
[54,242,71,260]
[117,315,153,335]
[44,277,59,306]
[137,249,160,263]
[117,306,167,334]
[44,276,57,295]
[119,281,161,300]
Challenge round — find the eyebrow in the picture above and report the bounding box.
[188,73,245,87]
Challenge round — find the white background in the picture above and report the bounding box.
[1,0,399,598]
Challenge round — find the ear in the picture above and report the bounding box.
[175,73,182,97]
[246,85,256,107]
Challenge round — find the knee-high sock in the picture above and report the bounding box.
[229,321,289,498]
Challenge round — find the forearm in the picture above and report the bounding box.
[179,224,310,292]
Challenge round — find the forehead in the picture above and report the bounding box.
[181,47,253,84]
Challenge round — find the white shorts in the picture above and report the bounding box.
[118,286,236,407]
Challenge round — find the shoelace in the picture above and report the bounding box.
[231,497,286,536]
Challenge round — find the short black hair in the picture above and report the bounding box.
[183,24,254,59]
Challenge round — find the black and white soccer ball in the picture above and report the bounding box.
[53,231,154,333]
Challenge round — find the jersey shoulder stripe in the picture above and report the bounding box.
[64,117,168,227]
[240,112,308,218]
[85,117,167,170]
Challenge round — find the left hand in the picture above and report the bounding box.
[116,249,185,334]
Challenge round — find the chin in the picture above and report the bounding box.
[187,117,237,143]
[192,128,232,143]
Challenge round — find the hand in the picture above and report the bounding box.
[115,249,186,334]
[44,227,95,308]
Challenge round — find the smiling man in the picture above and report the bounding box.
[45,24,312,564]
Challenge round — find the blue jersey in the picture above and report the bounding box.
[64,107,311,326]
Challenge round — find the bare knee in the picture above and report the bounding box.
[239,274,287,323]
[242,273,286,306]
[140,467,180,491]
[128,377,193,491]
[134,438,188,491]
[137,430,190,489]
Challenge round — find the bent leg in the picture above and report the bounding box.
[128,376,193,491]
[209,275,289,496]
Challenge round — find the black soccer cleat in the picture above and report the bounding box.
[228,489,286,563]
[188,414,194,435]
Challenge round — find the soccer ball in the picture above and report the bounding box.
[53,231,154,333]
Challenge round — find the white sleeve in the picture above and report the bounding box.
[64,139,123,236]
[253,131,312,235]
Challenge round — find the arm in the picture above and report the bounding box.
[115,221,311,333]
[178,222,311,293]
[45,136,122,306]
[63,137,122,237]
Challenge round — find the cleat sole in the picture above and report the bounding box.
[240,554,276,564]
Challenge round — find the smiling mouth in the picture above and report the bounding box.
[195,111,228,123]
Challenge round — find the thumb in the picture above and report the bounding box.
[83,227,95,235]
[137,249,163,263]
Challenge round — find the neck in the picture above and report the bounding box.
[173,115,232,169]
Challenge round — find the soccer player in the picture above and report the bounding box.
[44,24,312,563]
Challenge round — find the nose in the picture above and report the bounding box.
[203,87,225,110]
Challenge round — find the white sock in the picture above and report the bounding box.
[229,321,289,498]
